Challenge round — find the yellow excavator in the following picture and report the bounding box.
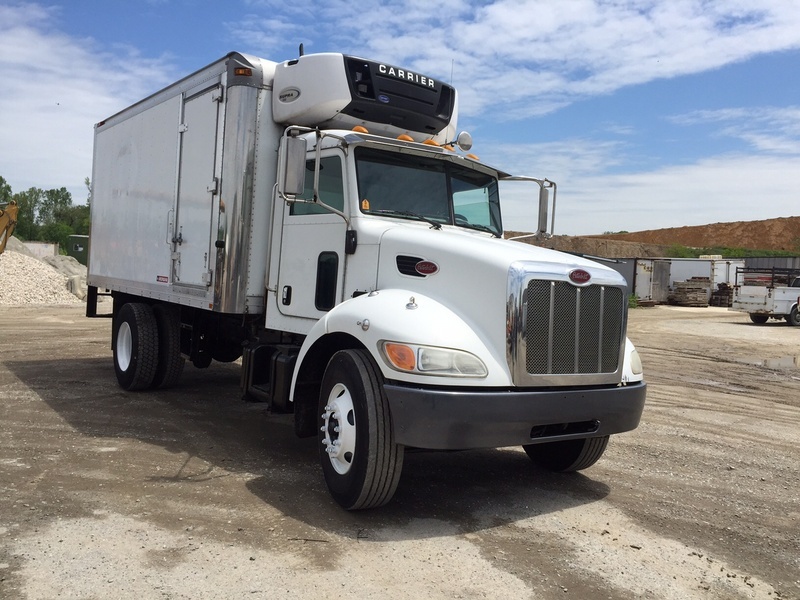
[0,200,19,254]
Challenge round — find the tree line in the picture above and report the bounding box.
[0,175,90,251]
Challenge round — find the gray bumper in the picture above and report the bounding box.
[384,382,646,450]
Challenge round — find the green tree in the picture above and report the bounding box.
[0,176,11,204]
[39,187,72,226]
[12,187,45,241]
[85,176,92,206]
[39,222,74,249]
[56,203,91,235]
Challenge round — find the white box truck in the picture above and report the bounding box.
[87,51,646,509]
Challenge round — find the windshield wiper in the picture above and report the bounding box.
[460,222,501,237]
[371,209,442,230]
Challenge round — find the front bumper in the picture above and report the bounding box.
[384,381,646,449]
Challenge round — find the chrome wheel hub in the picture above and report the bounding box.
[321,383,356,475]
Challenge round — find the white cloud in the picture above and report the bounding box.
[670,106,800,155]
[229,0,800,119]
[505,153,800,235]
[0,3,176,202]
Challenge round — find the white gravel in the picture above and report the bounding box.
[0,247,84,306]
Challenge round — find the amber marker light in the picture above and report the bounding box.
[234,67,253,77]
[352,125,369,133]
[383,342,416,371]
[397,134,414,142]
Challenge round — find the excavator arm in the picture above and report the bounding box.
[0,201,19,254]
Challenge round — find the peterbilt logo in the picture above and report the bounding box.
[569,269,591,284]
[415,260,439,276]
[378,64,436,88]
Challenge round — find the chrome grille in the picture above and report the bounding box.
[524,280,624,376]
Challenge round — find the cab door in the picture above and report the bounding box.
[276,152,348,318]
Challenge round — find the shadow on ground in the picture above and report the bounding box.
[6,356,610,539]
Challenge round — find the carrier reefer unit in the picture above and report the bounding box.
[87,51,646,509]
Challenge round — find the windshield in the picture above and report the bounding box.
[354,147,502,236]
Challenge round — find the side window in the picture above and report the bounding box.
[290,156,344,216]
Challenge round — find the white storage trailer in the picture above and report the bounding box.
[87,51,646,509]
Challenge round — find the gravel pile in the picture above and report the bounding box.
[0,244,84,306]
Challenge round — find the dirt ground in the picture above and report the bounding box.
[1,304,798,599]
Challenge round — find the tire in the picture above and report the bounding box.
[151,304,184,389]
[749,313,769,324]
[523,436,609,472]
[113,303,159,391]
[788,306,800,327]
[318,349,404,510]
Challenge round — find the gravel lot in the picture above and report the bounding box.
[0,304,798,599]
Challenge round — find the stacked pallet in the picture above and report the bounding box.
[668,277,710,307]
[710,283,734,307]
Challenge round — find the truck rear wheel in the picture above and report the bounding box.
[749,313,769,324]
[113,303,159,391]
[787,306,800,327]
[523,436,609,472]
[318,349,404,510]
[151,304,184,388]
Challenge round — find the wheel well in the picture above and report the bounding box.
[293,332,366,438]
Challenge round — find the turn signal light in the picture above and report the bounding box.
[383,343,416,371]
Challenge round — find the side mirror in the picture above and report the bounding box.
[280,136,307,197]
[537,185,549,235]
[456,131,473,152]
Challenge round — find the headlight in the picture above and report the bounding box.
[380,341,488,377]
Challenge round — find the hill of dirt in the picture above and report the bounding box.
[508,216,800,259]
[590,216,800,252]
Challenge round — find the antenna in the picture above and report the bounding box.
[299,43,305,57]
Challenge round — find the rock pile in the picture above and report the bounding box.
[0,239,85,306]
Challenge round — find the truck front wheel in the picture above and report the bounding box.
[113,303,159,391]
[318,349,404,510]
[787,306,800,327]
[523,436,609,472]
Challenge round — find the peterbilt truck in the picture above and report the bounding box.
[87,51,646,510]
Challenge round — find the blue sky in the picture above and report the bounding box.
[1,0,799,235]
